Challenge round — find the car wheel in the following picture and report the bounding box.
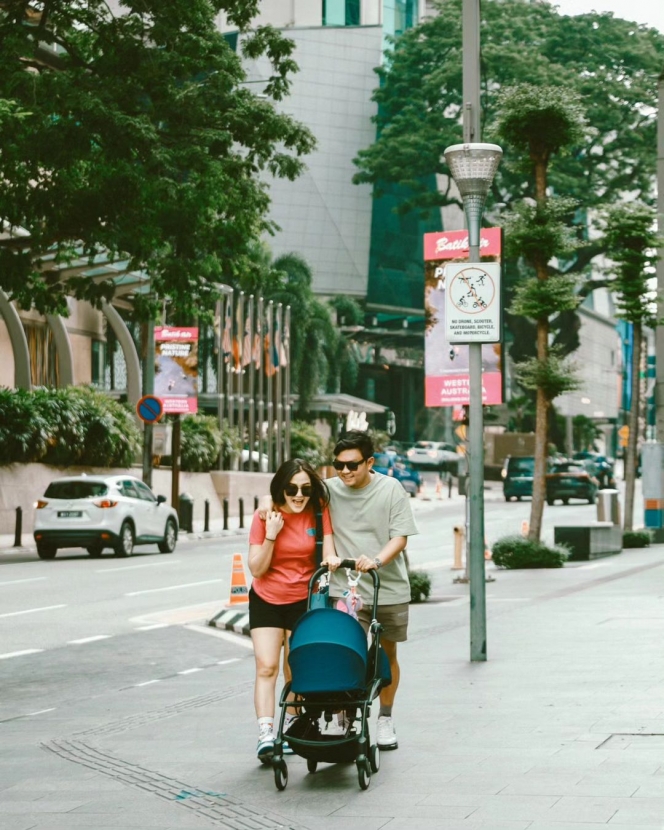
[562,498,569,506]
[588,491,596,505]
[114,521,134,557]
[158,518,177,553]
[547,497,554,506]
[37,544,57,560]
[87,544,104,558]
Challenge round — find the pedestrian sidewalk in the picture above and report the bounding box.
[2,543,663,829]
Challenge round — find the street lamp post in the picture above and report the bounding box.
[443,142,502,662]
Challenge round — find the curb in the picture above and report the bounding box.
[208,607,250,637]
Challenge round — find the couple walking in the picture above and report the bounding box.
[247,430,418,761]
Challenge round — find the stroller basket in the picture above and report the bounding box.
[289,608,367,695]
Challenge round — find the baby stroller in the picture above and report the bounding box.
[270,559,391,791]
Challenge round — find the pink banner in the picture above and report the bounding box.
[424,227,502,261]
[154,327,199,414]
[424,228,503,407]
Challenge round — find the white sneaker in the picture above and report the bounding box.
[322,713,349,736]
[256,727,275,760]
[376,716,398,750]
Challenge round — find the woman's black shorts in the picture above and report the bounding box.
[249,587,308,631]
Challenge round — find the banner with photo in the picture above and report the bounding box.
[424,228,503,407]
[154,326,199,414]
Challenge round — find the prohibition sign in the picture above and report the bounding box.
[136,395,163,423]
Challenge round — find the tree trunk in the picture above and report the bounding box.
[623,324,641,531]
[528,316,549,542]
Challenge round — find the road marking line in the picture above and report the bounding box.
[0,577,47,588]
[0,649,43,660]
[134,623,170,631]
[185,623,254,650]
[27,708,56,716]
[125,579,222,597]
[0,604,67,619]
[218,658,241,666]
[135,679,161,687]
[96,560,181,573]
[178,668,203,675]
[68,635,112,645]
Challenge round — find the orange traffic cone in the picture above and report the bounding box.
[484,540,492,561]
[521,520,529,538]
[419,480,430,500]
[226,553,249,607]
[435,479,443,499]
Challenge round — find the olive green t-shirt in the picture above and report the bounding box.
[327,472,418,606]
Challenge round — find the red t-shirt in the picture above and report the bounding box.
[249,506,333,604]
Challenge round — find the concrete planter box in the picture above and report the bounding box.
[554,522,623,561]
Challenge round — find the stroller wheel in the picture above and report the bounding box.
[274,759,288,791]
[306,758,318,774]
[356,756,371,790]
[369,744,380,773]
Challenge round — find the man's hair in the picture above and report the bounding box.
[333,430,374,460]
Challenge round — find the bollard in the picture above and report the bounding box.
[239,497,244,530]
[223,498,229,531]
[14,506,22,547]
[452,525,465,571]
[447,472,453,499]
[254,496,259,511]
[204,499,210,533]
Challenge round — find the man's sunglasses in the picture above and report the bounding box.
[284,483,312,497]
[332,459,366,472]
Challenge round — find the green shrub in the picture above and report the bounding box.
[622,530,651,548]
[0,386,140,467]
[491,535,568,569]
[180,414,225,472]
[408,569,432,603]
[289,420,326,468]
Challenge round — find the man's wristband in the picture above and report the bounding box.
[373,557,382,569]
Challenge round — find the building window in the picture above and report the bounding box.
[91,339,107,390]
[323,0,360,26]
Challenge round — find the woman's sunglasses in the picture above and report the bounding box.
[332,459,366,472]
[284,483,312,498]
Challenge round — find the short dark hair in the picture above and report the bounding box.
[270,458,330,511]
[333,430,374,460]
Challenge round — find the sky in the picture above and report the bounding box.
[550,0,664,33]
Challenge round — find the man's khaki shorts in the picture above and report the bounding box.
[356,602,409,642]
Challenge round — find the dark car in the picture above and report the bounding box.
[373,452,421,497]
[502,456,534,501]
[546,461,599,505]
[572,452,615,488]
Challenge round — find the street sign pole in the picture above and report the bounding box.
[141,321,155,487]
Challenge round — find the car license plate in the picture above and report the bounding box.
[58,511,82,518]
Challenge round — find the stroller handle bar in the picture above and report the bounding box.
[308,560,380,620]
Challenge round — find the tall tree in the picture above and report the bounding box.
[495,84,586,542]
[0,1,315,319]
[602,204,662,530]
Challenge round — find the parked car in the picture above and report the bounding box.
[373,452,422,497]
[33,475,179,560]
[572,452,615,488]
[546,461,599,505]
[406,441,460,472]
[502,456,535,501]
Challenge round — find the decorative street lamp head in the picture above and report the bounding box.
[443,143,502,248]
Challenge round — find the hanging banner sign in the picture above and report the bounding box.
[424,228,503,407]
[154,326,199,414]
[444,262,501,343]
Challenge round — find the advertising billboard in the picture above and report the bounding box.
[424,229,502,407]
[154,326,199,414]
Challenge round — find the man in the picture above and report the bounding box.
[325,430,418,750]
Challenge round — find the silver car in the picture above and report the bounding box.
[33,475,179,560]
[406,441,460,471]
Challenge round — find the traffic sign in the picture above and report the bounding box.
[618,424,629,447]
[444,262,501,343]
[136,395,163,423]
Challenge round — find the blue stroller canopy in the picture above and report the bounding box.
[289,608,368,695]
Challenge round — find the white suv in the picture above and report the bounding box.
[33,475,179,560]
[406,441,460,471]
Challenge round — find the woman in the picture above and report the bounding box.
[248,458,335,761]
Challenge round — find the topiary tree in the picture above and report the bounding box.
[495,84,586,543]
[602,203,662,530]
[491,535,568,569]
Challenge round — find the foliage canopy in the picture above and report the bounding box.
[0,1,315,319]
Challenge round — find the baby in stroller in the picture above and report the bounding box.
[270,560,391,791]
